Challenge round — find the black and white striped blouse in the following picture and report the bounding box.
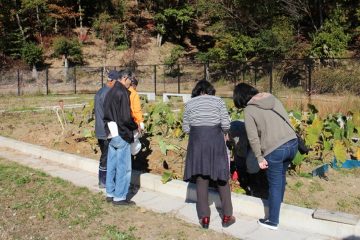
[182,95,230,133]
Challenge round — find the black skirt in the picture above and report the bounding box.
[184,125,230,182]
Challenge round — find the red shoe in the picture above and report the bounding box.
[222,215,236,227]
[232,171,238,180]
[200,217,210,229]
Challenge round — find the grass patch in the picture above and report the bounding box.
[103,225,139,240]
[0,158,236,240]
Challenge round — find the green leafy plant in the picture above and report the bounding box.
[289,104,360,171]
[53,37,83,64]
[310,9,350,58]
[21,42,43,68]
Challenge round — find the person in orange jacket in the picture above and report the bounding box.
[128,77,144,155]
[128,77,144,130]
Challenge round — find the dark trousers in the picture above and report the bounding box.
[98,139,109,186]
[196,175,233,219]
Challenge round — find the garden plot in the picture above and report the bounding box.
[0,94,359,216]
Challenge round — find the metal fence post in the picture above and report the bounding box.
[46,67,49,95]
[307,60,312,96]
[242,63,245,82]
[254,65,257,86]
[154,65,157,95]
[203,62,206,81]
[269,62,273,93]
[101,67,104,87]
[17,69,20,96]
[177,64,180,94]
[74,66,77,94]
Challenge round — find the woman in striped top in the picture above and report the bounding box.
[183,80,235,229]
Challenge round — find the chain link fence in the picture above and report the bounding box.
[1,58,359,97]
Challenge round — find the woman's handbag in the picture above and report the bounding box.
[271,110,309,155]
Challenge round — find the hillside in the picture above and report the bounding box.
[46,33,178,68]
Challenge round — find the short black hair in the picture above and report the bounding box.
[191,80,216,98]
[118,69,133,80]
[233,83,259,108]
[131,77,138,86]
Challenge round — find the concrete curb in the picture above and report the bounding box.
[0,136,359,239]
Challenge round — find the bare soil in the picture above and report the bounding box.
[1,95,360,217]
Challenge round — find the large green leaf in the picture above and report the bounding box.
[333,128,344,140]
[159,139,167,155]
[345,119,355,139]
[323,139,331,151]
[333,140,347,163]
[292,111,302,121]
[292,151,306,166]
[305,117,323,146]
[83,128,92,138]
[161,171,173,184]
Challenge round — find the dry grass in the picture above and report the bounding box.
[0,158,237,240]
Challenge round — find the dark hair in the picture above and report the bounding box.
[233,83,259,108]
[118,69,133,80]
[131,77,138,86]
[191,80,216,98]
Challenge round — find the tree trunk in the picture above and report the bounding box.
[15,13,25,40]
[32,65,39,82]
[55,19,58,33]
[318,0,323,28]
[36,6,43,44]
[63,55,69,82]
[79,0,83,29]
[157,33,162,47]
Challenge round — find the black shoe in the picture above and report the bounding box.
[106,197,113,203]
[112,200,136,206]
[258,219,278,230]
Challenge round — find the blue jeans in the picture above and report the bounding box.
[106,136,131,201]
[265,139,298,224]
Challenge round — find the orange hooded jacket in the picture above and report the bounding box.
[128,86,144,125]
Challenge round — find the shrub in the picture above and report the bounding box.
[256,17,295,60]
[164,45,185,66]
[310,9,350,58]
[53,37,83,64]
[21,42,43,68]
[92,13,128,49]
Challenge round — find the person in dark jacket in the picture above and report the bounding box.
[103,69,138,206]
[94,70,117,188]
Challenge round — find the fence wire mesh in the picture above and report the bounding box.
[0,58,359,97]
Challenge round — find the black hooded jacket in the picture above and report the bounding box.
[103,81,138,143]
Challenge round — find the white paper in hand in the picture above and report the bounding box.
[107,121,119,138]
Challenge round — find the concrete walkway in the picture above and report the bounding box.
[0,137,358,240]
